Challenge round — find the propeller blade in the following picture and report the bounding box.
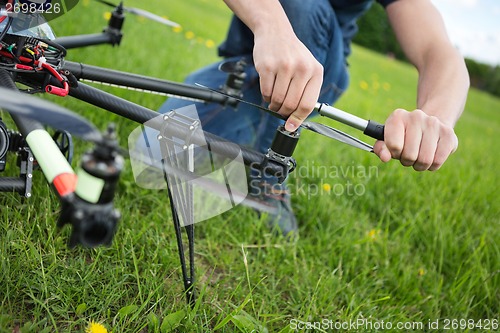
[94,0,118,8]
[194,84,374,152]
[124,7,180,28]
[0,87,102,142]
[301,122,373,152]
[94,0,180,28]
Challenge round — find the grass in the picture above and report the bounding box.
[1,0,499,332]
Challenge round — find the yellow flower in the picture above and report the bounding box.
[185,31,195,40]
[205,39,215,48]
[322,183,331,192]
[368,229,381,241]
[103,12,111,20]
[86,321,108,333]
[382,82,391,91]
[418,268,426,276]
[172,26,183,33]
[359,80,369,90]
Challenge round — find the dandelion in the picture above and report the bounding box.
[205,39,215,48]
[322,183,331,192]
[185,31,195,40]
[418,268,426,276]
[103,12,111,20]
[172,26,183,33]
[86,321,108,333]
[359,80,369,90]
[368,229,381,241]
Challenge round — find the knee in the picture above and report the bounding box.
[278,0,335,53]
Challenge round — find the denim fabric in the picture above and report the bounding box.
[159,0,350,154]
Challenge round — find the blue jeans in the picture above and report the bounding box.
[159,0,350,154]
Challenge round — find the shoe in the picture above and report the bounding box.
[248,180,298,237]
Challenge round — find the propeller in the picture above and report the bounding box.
[195,84,375,152]
[301,122,373,152]
[0,87,102,142]
[95,0,180,28]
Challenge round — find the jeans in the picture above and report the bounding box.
[159,0,350,154]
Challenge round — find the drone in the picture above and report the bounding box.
[0,0,385,306]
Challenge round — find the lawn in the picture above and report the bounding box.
[0,0,499,332]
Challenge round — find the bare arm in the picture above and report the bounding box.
[222,0,323,132]
[374,0,470,171]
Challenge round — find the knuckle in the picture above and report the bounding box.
[393,108,407,117]
[430,160,443,171]
[388,109,407,123]
[412,109,426,121]
[283,99,299,112]
[426,115,440,129]
[280,60,293,73]
[432,153,447,169]
[296,61,310,74]
[273,92,286,104]
[387,142,403,157]
[415,156,433,170]
[413,163,429,172]
[400,151,418,166]
[291,112,306,122]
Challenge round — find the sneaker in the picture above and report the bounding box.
[248,180,298,237]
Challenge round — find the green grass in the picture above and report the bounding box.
[1,0,499,332]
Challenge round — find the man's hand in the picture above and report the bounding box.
[253,31,323,132]
[373,108,458,171]
[223,0,323,132]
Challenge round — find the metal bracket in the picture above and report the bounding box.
[158,109,200,307]
[18,147,34,198]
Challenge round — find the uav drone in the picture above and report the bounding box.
[0,0,384,306]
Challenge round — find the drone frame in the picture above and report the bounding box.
[0,2,385,307]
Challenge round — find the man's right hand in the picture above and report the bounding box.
[223,0,323,132]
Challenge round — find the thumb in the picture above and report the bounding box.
[285,113,304,132]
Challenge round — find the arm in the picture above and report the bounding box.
[373,0,470,171]
[222,0,323,132]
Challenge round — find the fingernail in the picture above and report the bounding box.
[285,122,296,132]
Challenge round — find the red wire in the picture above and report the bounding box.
[1,50,69,96]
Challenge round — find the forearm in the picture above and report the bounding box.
[416,47,469,127]
[386,0,469,128]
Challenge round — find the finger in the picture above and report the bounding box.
[413,120,440,171]
[277,75,308,117]
[384,109,406,160]
[259,70,276,103]
[373,140,392,163]
[268,70,292,111]
[400,121,422,167]
[429,128,458,171]
[284,74,322,131]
